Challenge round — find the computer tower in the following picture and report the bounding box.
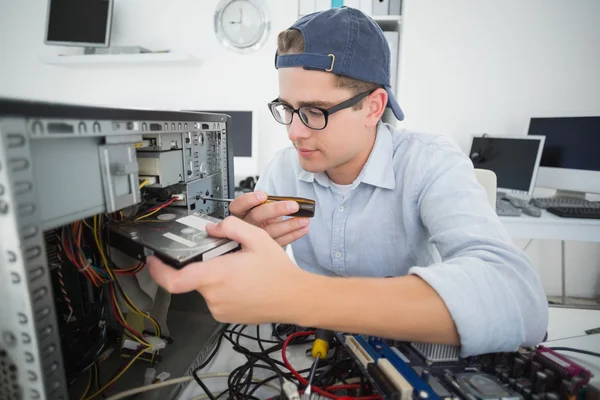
[0,98,236,399]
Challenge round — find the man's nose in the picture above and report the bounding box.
[287,114,312,141]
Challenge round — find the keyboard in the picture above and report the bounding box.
[531,197,598,209]
[546,206,600,219]
[496,198,522,216]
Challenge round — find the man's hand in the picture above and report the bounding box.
[229,191,310,246]
[147,216,311,324]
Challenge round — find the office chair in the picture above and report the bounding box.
[474,168,497,208]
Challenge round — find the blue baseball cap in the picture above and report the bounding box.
[275,6,404,121]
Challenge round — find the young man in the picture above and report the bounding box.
[149,7,548,356]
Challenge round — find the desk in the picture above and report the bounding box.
[499,209,600,242]
[547,307,600,341]
[500,210,600,308]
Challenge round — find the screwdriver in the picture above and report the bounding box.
[200,195,316,218]
[305,329,334,397]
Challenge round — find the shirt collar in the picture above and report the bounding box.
[297,122,396,190]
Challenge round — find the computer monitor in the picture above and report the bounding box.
[44,0,113,47]
[203,110,253,157]
[527,116,600,196]
[469,135,546,197]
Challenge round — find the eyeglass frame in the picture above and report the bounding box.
[267,89,377,131]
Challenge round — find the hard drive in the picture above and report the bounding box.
[109,208,239,268]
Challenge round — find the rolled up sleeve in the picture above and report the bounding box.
[408,138,548,357]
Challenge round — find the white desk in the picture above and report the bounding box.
[500,209,600,242]
[547,307,600,341]
[500,210,600,307]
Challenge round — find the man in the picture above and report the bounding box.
[149,7,548,356]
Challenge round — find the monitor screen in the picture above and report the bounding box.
[203,111,253,157]
[45,0,112,46]
[527,116,600,172]
[469,136,545,196]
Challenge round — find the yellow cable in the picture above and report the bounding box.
[93,215,161,337]
[79,364,93,400]
[111,288,150,347]
[134,207,164,221]
[138,179,151,189]
[83,347,147,400]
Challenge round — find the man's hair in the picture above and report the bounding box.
[277,29,379,109]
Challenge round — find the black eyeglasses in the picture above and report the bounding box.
[267,90,373,130]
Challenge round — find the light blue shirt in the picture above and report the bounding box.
[256,122,548,357]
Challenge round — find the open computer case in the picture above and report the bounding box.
[0,98,236,400]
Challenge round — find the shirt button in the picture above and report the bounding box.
[335,252,342,258]
[338,206,344,212]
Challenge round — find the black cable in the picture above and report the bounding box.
[193,373,217,400]
[222,330,280,344]
[222,326,285,395]
[193,327,226,376]
[256,325,266,353]
[223,324,316,398]
[246,367,313,398]
[548,347,600,358]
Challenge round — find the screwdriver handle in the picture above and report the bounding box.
[264,196,316,218]
[312,329,334,359]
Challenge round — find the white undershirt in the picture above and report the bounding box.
[329,181,354,197]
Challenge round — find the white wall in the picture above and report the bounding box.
[398,0,600,298]
[1,0,599,298]
[0,0,298,179]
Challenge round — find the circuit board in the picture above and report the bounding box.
[337,333,594,400]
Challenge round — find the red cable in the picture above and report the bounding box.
[326,384,362,391]
[146,197,178,213]
[108,284,146,341]
[281,331,382,400]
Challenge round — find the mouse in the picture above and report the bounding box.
[522,204,541,217]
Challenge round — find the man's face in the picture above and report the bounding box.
[277,67,373,175]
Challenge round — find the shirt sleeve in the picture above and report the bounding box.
[407,137,548,357]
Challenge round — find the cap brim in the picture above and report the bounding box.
[385,86,404,121]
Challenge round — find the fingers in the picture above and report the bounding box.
[229,191,268,218]
[264,217,310,242]
[147,255,208,294]
[245,201,300,225]
[274,226,310,247]
[206,216,269,250]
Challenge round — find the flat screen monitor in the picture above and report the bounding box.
[204,110,253,157]
[45,0,113,47]
[527,116,600,195]
[469,135,546,197]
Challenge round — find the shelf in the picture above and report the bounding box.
[40,52,201,68]
[372,15,402,31]
[372,15,402,22]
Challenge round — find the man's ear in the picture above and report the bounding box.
[365,88,388,127]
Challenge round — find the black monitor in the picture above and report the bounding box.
[45,0,113,47]
[527,116,600,194]
[469,135,545,197]
[203,110,253,157]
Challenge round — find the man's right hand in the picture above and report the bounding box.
[229,191,310,246]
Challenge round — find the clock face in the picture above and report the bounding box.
[215,0,269,52]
